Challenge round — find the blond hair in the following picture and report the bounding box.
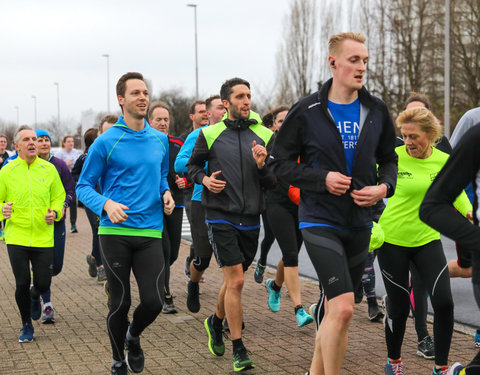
[328,32,366,56]
[396,107,443,145]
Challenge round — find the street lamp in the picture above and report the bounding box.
[444,0,450,137]
[32,95,37,128]
[53,82,60,128]
[14,106,19,127]
[102,54,110,112]
[187,3,199,99]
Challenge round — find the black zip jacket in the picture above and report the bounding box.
[269,78,398,228]
[167,135,186,206]
[188,112,275,226]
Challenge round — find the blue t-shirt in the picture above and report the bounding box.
[328,98,360,175]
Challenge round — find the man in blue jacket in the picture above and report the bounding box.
[76,72,174,375]
[269,33,398,375]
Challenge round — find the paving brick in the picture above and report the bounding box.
[0,212,478,374]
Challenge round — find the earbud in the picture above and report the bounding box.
[330,60,335,66]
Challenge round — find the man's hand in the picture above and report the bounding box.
[2,202,13,219]
[175,175,186,189]
[45,208,57,225]
[325,172,352,196]
[252,140,267,169]
[163,190,175,215]
[466,211,473,222]
[350,184,387,207]
[202,170,226,193]
[104,199,129,223]
[0,157,4,165]
[66,160,73,167]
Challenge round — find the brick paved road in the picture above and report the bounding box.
[0,211,477,374]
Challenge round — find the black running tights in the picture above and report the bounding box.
[100,235,165,361]
[7,245,53,324]
[378,240,453,365]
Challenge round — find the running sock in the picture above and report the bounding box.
[232,338,244,352]
[271,281,281,292]
[212,314,223,328]
[126,326,139,342]
[294,305,303,314]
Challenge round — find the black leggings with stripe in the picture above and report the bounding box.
[100,235,165,361]
[378,240,453,365]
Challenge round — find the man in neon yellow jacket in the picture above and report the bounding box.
[0,127,65,343]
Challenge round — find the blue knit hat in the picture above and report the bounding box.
[35,129,52,142]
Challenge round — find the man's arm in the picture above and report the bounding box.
[187,130,209,185]
[269,107,330,192]
[420,125,480,252]
[75,143,109,217]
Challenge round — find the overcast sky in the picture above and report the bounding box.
[1,0,291,127]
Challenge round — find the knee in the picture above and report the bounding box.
[227,275,244,291]
[432,296,454,315]
[330,299,354,326]
[144,298,163,315]
[193,256,211,272]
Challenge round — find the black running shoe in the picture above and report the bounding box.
[233,346,255,372]
[417,336,435,360]
[86,254,97,277]
[368,301,384,322]
[163,296,178,314]
[111,362,128,375]
[187,280,200,313]
[125,336,144,373]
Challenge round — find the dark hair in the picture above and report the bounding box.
[272,105,290,122]
[148,101,170,121]
[189,100,206,115]
[0,134,8,141]
[205,95,221,111]
[220,78,250,102]
[61,135,74,148]
[100,114,118,128]
[262,112,274,129]
[116,72,144,98]
[84,128,99,153]
[404,92,431,110]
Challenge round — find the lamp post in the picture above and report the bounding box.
[14,106,19,127]
[53,82,60,128]
[444,0,450,137]
[32,95,37,128]
[187,3,199,99]
[102,54,110,112]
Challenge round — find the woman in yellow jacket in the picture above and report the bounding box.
[0,127,65,343]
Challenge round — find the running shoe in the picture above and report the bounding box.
[433,366,450,375]
[0,229,4,241]
[309,303,318,328]
[354,283,364,303]
[163,296,178,314]
[254,262,266,284]
[265,279,281,312]
[104,281,111,310]
[41,305,55,324]
[417,336,435,360]
[18,322,34,343]
[125,335,144,373]
[368,301,384,322]
[30,286,42,321]
[97,266,107,283]
[204,315,225,356]
[187,280,200,313]
[233,346,255,372]
[296,306,314,327]
[475,329,480,348]
[384,359,405,375]
[111,362,128,375]
[70,225,78,233]
[86,254,97,277]
[448,362,466,375]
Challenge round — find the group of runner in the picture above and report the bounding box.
[1,31,480,375]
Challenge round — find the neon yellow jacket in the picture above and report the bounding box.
[0,156,65,247]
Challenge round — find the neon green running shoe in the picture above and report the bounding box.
[233,347,255,372]
[204,315,225,356]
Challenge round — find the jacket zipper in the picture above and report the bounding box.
[237,126,246,214]
[29,165,33,247]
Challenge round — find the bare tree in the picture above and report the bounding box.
[274,0,318,104]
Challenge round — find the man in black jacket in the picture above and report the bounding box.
[269,32,398,375]
[188,77,274,372]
